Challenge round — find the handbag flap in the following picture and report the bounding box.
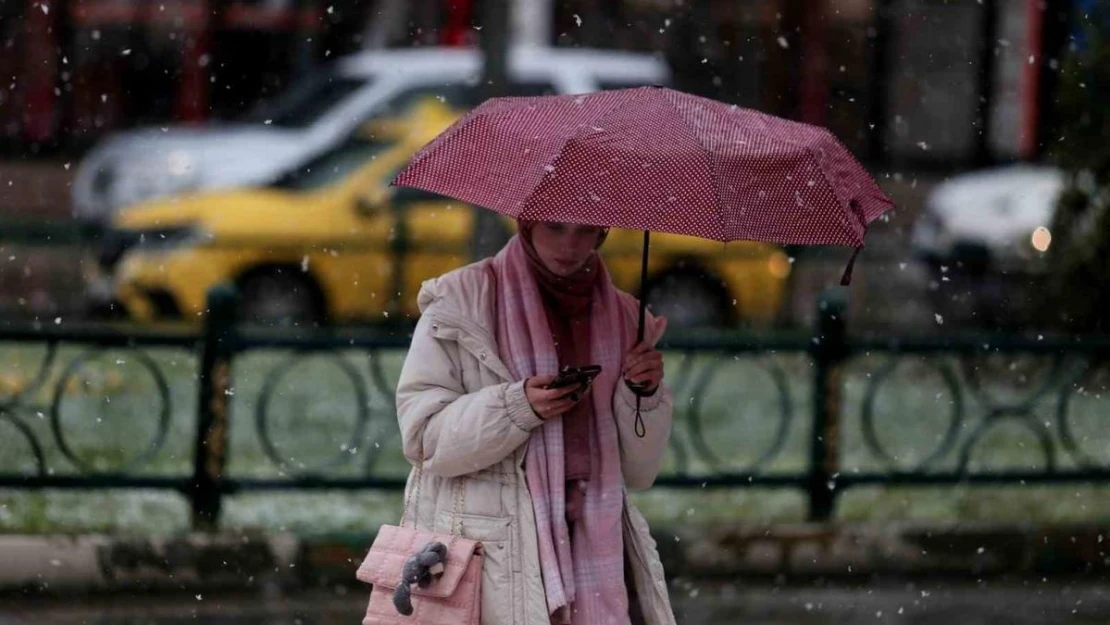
[356,524,481,598]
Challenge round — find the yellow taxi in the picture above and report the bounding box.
[92,99,791,329]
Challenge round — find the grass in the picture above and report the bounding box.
[0,341,1108,534]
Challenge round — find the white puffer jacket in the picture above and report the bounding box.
[394,259,676,625]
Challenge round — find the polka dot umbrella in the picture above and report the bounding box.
[392,85,895,343]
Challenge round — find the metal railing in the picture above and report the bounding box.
[1,285,1108,530]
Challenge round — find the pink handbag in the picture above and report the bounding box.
[356,464,482,625]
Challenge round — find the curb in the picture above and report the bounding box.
[669,522,1110,579]
[2,523,1108,594]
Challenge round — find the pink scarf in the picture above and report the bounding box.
[492,235,631,625]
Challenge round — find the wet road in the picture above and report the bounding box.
[2,580,1108,624]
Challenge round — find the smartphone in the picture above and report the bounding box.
[544,365,603,390]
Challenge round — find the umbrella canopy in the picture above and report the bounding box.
[392,85,894,265]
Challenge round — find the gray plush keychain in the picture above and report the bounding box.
[393,541,448,616]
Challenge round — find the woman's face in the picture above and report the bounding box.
[528,222,605,277]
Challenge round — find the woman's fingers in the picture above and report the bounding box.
[527,374,559,389]
[625,359,663,380]
[624,345,664,392]
[535,397,582,420]
[623,351,662,376]
[524,377,588,420]
[626,369,663,386]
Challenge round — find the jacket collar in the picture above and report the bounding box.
[418,261,514,382]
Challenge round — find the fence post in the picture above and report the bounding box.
[190,284,239,531]
[808,288,847,522]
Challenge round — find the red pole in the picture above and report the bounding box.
[23,0,59,142]
[175,1,210,123]
[1020,0,1045,159]
[798,0,828,126]
[442,0,473,47]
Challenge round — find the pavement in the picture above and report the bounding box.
[0,524,1109,624]
[2,523,1108,595]
[1,581,1109,625]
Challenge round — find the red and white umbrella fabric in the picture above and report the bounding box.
[393,85,894,338]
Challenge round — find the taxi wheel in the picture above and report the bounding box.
[645,268,732,330]
[238,269,325,328]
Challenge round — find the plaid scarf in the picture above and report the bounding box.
[492,235,631,625]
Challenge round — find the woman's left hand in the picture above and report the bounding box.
[622,341,665,394]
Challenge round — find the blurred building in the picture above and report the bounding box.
[554,0,1072,170]
[0,0,374,152]
[0,0,1075,173]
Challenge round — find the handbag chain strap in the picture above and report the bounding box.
[400,452,467,544]
[400,454,422,529]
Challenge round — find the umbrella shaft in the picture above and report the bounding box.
[637,230,650,344]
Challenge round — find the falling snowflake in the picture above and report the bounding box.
[935,314,944,325]
[573,14,582,27]
[777,36,790,49]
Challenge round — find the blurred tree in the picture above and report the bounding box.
[1045,8,1110,332]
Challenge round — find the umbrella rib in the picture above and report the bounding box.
[805,143,866,245]
[521,91,648,223]
[665,95,729,241]
[400,96,547,183]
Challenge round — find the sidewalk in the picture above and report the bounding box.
[2,522,1107,595]
[3,581,1109,625]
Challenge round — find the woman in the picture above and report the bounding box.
[396,220,675,625]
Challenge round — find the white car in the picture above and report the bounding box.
[72,46,670,224]
[911,164,1065,274]
[909,164,1067,329]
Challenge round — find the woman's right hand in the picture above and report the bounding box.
[524,375,585,421]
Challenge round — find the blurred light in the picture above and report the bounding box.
[167,151,193,177]
[768,252,792,279]
[1031,226,1052,252]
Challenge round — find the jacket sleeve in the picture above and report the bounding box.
[396,313,545,478]
[611,296,674,491]
[613,381,673,491]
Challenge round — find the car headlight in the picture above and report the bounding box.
[1030,226,1052,253]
